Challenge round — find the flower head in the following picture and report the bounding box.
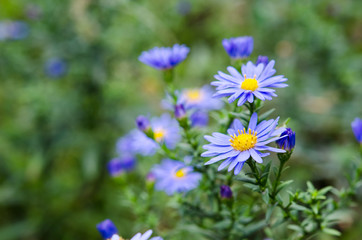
[152,159,202,195]
[276,128,296,151]
[222,36,253,59]
[139,44,189,70]
[256,55,269,66]
[107,156,136,177]
[151,114,181,149]
[179,85,224,111]
[136,115,150,132]
[116,129,159,157]
[212,61,288,106]
[351,118,362,143]
[96,219,118,239]
[202,113,286,175]
[45,58,67,78]
[131,230,163,240]
[220,185,233,199]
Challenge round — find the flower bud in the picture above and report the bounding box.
[136,115,150,132]
[256,55,269,66]
[174,104,186,119]
[220,185,233,199]
[351,118,362,144]
[276,128,295,151]
[96,219,118,239]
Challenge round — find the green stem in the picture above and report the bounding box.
[270,160,286,203]
[246,158,262,188]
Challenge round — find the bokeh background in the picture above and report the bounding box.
[0,0,361,239]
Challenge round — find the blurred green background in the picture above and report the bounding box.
[0,0,361,239]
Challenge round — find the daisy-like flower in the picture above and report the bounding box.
[222,36,253,59]
[130,230,163,240]
[152,159,202,195]
[139,44,190,70]
[179,85,224,111]
[116,129,159,157]
[150,114,181,149]
[351,118,362,143]
[212,61,287,106]
[202,112,286,175]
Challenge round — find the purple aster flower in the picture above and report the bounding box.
[0,21,29,40]
[152,159,202,195]
[256,55,269,66]
[116,129,159,157]
[351,118,362,143]
[202,112,286,175]
[107,156,136,176]
[45,58,67,78]
[212,61,288,106]
[96,219,118,239]
[179,85,224,111]
[174,104,186,119]
[276,128,296,151]
[190,111,209,127]
[151,114,181,149]
[136,115,150,132]
[220,185,233,199]
[139,44,190,70]
[131,230,163,240]
[222,36,253,59]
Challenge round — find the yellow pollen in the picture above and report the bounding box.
[229,128,258,151]
[241,75,258,91]
[185,89,202,103]
[175,168,186,178]
[154,129,165,142]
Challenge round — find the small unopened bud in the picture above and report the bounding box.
[136,115,150,132]
[174,104,186,119]
[220,185,233,199]
[276,128,295,151]
[255,55,269,66]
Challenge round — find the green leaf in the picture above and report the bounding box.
[262,189,270,204]
[259,108,275,121]
[213,219,232,229]
[235,177,256,184]
[322,228,341,236]
[276,180,294,193]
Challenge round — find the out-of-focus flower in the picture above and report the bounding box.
[212,61,288,106]
[176,0,192,16]
[202,113,285,175]
[152,159,202,195]
[276,128,296,151]
[116,129,159,157]
[256,55,269,66]
[179,85,224,111]
[26,5,42,20]
[351,118,362,143]
[222,36,253,59]
[107,156,136,177]
[130,230,163,240]
[96,219,119,239]
[151,114,181,149]
[174,104,186,119]
[146,172,156,182]
[45,58,67,78]
[220,185,233,199]
[139,44,190,70]
[136,115,151,132]
[190,111,209,127]
[0,21,29,40]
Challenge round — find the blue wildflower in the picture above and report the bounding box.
[136,115,151,132]
[190,111,209,127]
[0,21,29,40]
[96,219,118,239]
[276,128,296,151]
[131,230,163,240]
[139,44,190,70]
[256,55,269,66]
[220,185,233,199]
[202,112,286,175]
[151,114,181,149]
[179,85,224,111]
[152,159,202,195]
[107,156,136,177]
[212,61,288,106]
[116,129,159,157]
[45,58,67,78]
[222,36,253,59]
[351,118,362,143]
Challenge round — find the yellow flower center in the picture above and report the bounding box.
[154,129,165,142]
[175,168,186,178]
[241,75,258,91]
[185,89,202,103]
[230,128,258,151]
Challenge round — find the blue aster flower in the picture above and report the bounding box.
[116,129,159,157]
[276,128,296,151]
[202,112,286,175]
[179,85,224,111]
[139,44,190,70]
[130,230,163,240]
[152,159,202,195]
[150,114,181,149]
[256,55,269,66]
[190,111,209,127]
[351,118,362,143]
[222,36,253,59]
[45,58,67,78]
[107,156,136,176]
[96,219,118,239]
[212,61,288,106]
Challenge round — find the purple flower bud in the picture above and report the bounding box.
[96,219,118,239]
[256,55,269,66]
[146,172,156,182]
[351,118,362,143]
[107,156,136,177]
[136,115,150,131]
[220,185,233,199]
[222,36,253,59]
[174,104,186,119]
[276,128,296,151]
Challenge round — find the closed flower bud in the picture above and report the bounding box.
[222,36,253,59]
[220,185,233,199]
[174,104,186,119]
[136,115,150,132]
[256,55,269,66]
[96,219,118,239]
[276,128,295,151]
[351,118,362,144]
